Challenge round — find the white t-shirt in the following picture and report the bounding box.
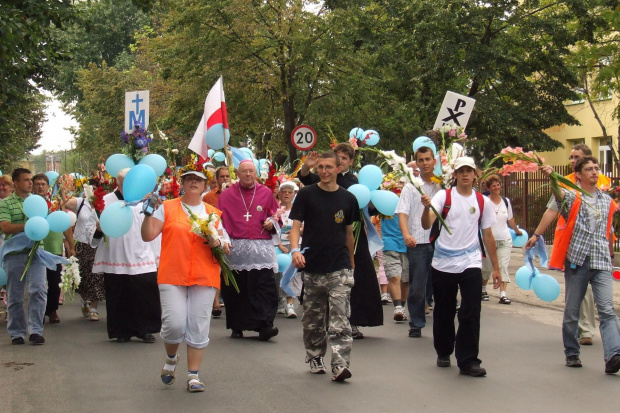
[431,189,496,273]
[487,197,513,241]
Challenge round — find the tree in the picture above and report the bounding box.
[0,0,73,172]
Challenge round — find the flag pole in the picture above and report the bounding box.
[220,76,236,180]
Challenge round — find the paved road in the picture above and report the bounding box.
[1,297,619,413]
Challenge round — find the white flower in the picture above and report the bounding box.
[171,149,179,154]
[451,142,465,159]
[410,175,424,189]
[83,184,94,201]
[159,130,168,141]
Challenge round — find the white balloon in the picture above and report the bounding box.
[66,210,77,227]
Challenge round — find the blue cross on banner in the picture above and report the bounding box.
[124,90,150,131]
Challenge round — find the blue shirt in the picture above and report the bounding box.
[380,216,406,253]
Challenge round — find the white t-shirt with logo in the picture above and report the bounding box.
[431,189,496,273]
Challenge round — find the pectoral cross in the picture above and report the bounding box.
[244,211,252,221]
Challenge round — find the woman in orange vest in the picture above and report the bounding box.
[142,165,228,393]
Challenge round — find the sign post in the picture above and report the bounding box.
[291,125,317,151]
[433,91,476,131]
[125,90,150,131]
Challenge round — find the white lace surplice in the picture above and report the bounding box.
[228,238,277,272]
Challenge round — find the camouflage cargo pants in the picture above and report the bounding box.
[302,268,354,369]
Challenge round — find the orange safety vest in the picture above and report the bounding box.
[549,191,617,270]
[157,198,222,288]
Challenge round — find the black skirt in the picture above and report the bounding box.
[220,268,278,331]
[349,230,384,327]
[104,272,162,339]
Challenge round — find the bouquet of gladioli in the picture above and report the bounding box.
[361,148,451,234]
[482,146,591,197]
[59,256,81,301]
[183,205,239,293]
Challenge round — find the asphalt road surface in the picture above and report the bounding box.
[1,298,619,413]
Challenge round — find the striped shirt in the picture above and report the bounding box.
[0,192,27,241]
[394,181,441,244]
[557,188,613,271]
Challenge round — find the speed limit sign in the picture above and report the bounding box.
[291,125,317,151]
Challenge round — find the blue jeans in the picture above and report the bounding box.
[406,243,433,330]
[4,253,47,339]
[563,257,620,362]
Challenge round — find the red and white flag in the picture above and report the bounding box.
[189,76,229,158]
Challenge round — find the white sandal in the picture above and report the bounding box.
[187,374,205,392]
[161,354,178,385]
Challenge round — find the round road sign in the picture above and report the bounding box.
[291,125,317,151]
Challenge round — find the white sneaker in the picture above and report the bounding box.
[285,303,297,318]
[393,305,405,322]
[277,298,286,314]
[381,293,393,304]
[309,356,327,374]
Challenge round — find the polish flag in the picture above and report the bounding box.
[188,76,229,158]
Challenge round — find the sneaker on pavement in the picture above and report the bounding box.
[277,297,286,314]
[381,293,392,304]
[309,356,327,374]
[499,296,511,305]
[605,354,620,374]
[481,292,489,301]
[351,326,364,339]
[81,300,90,317]
[409,328,421,338]
[579,336,593,345]
[11,336,25,345]
[285,303,297,318]
[459,364,486,377]
[566,355,582,368]
[29,333,45,345]
[332,365,352,382]
[393,306,405,322]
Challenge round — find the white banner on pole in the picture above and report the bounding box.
[433,91,476,131]
[125,90,150,131]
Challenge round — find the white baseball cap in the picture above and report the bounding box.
[181,171,208,180]
[279,181,299,191]
[453,156,477,171]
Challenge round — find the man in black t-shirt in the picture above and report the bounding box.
[289,151,359,382]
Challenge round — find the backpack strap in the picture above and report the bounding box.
[476,192,487,257]
[502,196,508,209]
[442,188,452,218]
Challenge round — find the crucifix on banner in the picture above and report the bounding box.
[433,91,476,131]
[125,90,150,131]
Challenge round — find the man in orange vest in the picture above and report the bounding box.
[540,157,620,374]
[526,144,609,345]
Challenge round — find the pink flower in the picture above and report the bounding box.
[348,137,359,149]
[449,129,456,137]
[458,133,467,139]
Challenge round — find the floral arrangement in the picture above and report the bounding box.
[183,205,239,292]
[263,162,278,193]
[59,256,80,301]
[481,146,589,197]
[380,172,404,196]
[179,155,214,182]
[83,184,106,217]
[361,148,451,234]
[159,176,180,200]
[607,185,620,202]
[426,125,470,188]
[121,123,152,162]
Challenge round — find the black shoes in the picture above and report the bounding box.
[138,334,156,343]
[258,326,279,341]
[116,337,130,343]
[28,334,45,345]
[12,336,25,345]
[351,326,364,340]
[408,328,421,338]
[605,354,620,374]
[231,330,243,339]
[459,364,486,377]
[436,357,451,367]
[566,355,582,368]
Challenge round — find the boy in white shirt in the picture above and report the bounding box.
[421,157,501,377]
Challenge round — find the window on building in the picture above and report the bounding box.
[599,144,613,176]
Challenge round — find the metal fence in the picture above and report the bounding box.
[483,165,620,249]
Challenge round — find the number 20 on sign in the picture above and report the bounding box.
[291,125,317,151]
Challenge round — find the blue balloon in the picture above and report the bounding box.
[370,190,399,216]
[240,147,254,159]
[230,147,252,168]
[0,267,6,286]
[349,127,365,140]
[275,246,286,255]
[23,195,48,218]
[358,165,384,191]
[515,265,539,290]
[277,253,292,273]
[364,130,380,146]
[259,158,268,171]
[25,216,50,241]
[139,154,167,177]
[512,229,529,248]
[208,149,215,158]
[45,171,59,186]
[532,273,561,302]
[105,154,135,177]
[213,152,226,162]
[348,184,371,208]
[122,165,157,202]
[412,136,437,156]
[433,154,443,176]
[253,159,259,170]
[100,202,134,238]
[205,123,230,150]
[46,211,71,233]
